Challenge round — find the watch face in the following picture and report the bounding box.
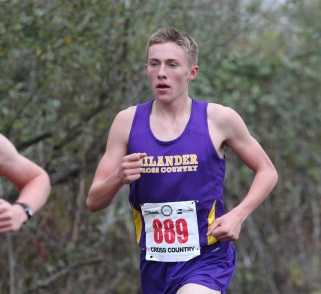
[25,207,33,218]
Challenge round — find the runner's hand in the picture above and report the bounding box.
[207,210,243,241]
[118,153,146,184]
[0,199,27,233]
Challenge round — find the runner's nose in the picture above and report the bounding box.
[157,64,167,79]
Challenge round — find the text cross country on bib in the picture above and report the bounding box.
[142,200,201,262]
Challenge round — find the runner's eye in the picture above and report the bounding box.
[168,62,178,67]
[149,60,159,67]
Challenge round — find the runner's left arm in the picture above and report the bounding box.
[207,107,278,241]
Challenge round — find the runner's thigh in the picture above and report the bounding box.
[177,283,220,294]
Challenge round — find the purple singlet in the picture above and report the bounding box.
[128,99,235,294]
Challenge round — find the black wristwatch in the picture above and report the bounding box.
[15,202,33,220]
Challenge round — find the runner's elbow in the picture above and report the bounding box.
[86,195,101,212]
[271,166,279,187]
[86,192,112,212]
[86,196,97,212]
[265,162,278,189]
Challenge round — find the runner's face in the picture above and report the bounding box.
[146,42,198,103]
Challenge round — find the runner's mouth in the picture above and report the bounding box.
[156,84,170,89]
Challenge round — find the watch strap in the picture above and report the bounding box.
[15,202,33,220]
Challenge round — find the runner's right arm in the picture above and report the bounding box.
[86,107,145,211]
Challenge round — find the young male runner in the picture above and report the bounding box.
[0,134,50,233]
[87,28,278,293]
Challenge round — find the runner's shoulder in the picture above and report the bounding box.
[207,103,239,126]
[113,106,137,128]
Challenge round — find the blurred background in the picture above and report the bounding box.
[0,0,320,293]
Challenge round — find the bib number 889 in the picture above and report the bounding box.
[153,218,188,244]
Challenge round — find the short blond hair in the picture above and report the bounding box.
[146,28,199,65]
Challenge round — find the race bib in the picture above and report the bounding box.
[142,200,200,262]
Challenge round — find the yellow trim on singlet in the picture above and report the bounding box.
[207,200,218,245]
[132,207,142,244]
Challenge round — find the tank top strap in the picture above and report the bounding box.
[128,100,153,143]
[187,99,208,134]
[134,100,153,128]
